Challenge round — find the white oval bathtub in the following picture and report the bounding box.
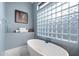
[27,39,69,56]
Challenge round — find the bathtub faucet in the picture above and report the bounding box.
[45,38,51,43]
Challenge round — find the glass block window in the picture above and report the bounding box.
[37,2,79,43]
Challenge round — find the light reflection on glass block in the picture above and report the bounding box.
[51,4,56,9]
[51,9,56,14]
[69,40,78,44]
[57,2,62,6]
[70,5,78,13]
[70,2,78,7]
[62,2,69,10]
[56,12,61,17]
[45,9,47,13]
[57,6,61,12]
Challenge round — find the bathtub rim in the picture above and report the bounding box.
[27,39,47,56]
[27,39,69,56]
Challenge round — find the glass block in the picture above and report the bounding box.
[53,34,56,37]
[70,35,78,41]
[51,9,56,14]
[62,15,69,22]
[48,6,52,11]
[57,2,62,6]
[57,6,61,12]
[62,3,69,10]
[57,34,62,38]
[39,32,41,35]
[49,33,51,36]
[42,14,44,17]
[46,33,48,36]
[56,12,61,17]
[46,17,48,20]
[71,28,78,34]
[53,23,56,33]
[45,12,48,16]
[43,32,45,35]
[42,33,43,36]
[48,19,51,23]
[51,28,53,33]
[70,22,78,34]
[49,27,51,32]
[52,16,54,20]
[57,22,62,33]
[70,2,78,7]
[51,14,53,18]
[56,17,61,23]
[44,33,46,36]
[45,9,47,13]
[63,22,69,33]
[50,33,53,37]
[51,4,56,9]
[37,14,39,17]
[46,27,48,32]
[44,17,46,20]
[70,5,78,13]
[69,13,78,22]
[42,11,44,14]
[48,15,51,19]
[62,9,69,15]
[53,28,56,33]
[63,34,69,39]
[48,11,52,15]
[52,13,56,18]
[52,18,56,22]
[40,12,42,15]
[43,28,45,32]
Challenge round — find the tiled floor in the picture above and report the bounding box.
[4,45,30,56]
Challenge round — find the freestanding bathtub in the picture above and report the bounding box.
[27,39,69,56]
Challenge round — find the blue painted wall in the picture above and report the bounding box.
[32,2,79,56]
[0,2,5,55]
[32,3,38,38]
[4,2,35,50]
[5,2,33,33]
[5,32,34,50]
